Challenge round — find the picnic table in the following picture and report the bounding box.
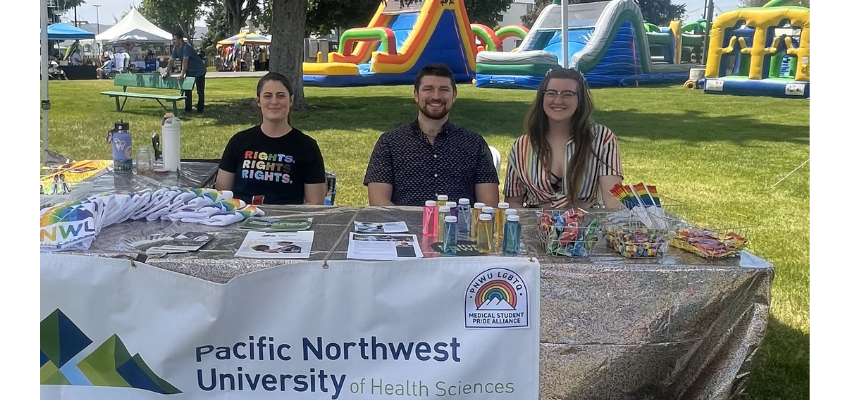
[100,73,195,115]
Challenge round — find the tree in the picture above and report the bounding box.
[202,1,231,52]
[54,0,86,12]
[256,0,517,39]
[464,0,515,26]
[268,0,308,111]
[138,0,204,40]
[305,0,384,36]
[256,1,388,37]
[211,0,261,36]
[52,0,86,25]
[521,0,559,28]
[387,0,515,27]
[636,0,685,25]
[256,0,273,34]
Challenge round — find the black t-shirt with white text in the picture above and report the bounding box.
[219,126,326,204]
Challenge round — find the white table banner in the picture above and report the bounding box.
[40,254,540,400]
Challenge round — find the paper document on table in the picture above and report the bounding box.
[346,233,423,260]
[121,231,212,256]
[234,231,314,259]
[353,221,409,233]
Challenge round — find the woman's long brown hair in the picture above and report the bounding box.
[523,68,595,203]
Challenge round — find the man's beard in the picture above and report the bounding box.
[418,101,450,120]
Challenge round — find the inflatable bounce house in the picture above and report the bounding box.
[646,19,706,64]
[474,0,701,89]
[302,0,526,87]
[470,24,529,53]
[702,0,809,98]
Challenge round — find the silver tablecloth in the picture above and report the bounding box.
[58,205,773,400]
[87,160,220,194]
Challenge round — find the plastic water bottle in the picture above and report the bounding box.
[437,194,448,208]
[477,213,493,254]
[442,216,458,256]
[447,201,458,218]
[457,198,472,240]
[470,202,485,240]
[437,205,451,241]
[107,120,132,173]
[422,200,438,238]
[161,113,181,172]
[482,206,495,228]
[503,215,522,256]
[482,207,495,250]
[494,202,510,252]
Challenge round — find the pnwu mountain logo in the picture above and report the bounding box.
[465,268,529,329]
[40,309,181,394]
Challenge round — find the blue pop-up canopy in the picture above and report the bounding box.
[44,23,95,40]
[40,21,94,161]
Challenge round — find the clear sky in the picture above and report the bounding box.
[681,0,747,22]
[59,0,741,29]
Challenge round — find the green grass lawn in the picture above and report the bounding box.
[42,78,809,398]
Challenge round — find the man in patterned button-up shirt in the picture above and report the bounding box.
[363,64,500,207]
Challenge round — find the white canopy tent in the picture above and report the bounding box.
[89,8,173,74]
[95,8,172,44]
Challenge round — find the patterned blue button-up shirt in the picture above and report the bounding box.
[364,120,499,206]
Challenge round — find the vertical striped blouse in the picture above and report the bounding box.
[503,123,623,208]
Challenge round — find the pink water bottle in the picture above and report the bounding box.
[422,200,438,237]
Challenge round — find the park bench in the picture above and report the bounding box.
[100,74,195,115]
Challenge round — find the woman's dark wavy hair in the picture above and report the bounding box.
[523,67,596,203]
[256,72,295,123]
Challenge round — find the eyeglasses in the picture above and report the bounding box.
[543,90,578,100]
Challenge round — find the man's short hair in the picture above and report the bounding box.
[414,63,456,92]
[172,31,185,41]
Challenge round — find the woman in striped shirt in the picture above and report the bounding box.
[504,68,624,210]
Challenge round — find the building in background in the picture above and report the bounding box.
[499,0,534,51]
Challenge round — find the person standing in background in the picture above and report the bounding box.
[113,50,126,73]
[163,31,207,113]
[259,48,268,71]
[69,41,82,66]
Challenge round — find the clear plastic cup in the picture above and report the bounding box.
[136,145,153,174]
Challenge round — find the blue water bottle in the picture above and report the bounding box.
[442,216,458,256]
[107,120,133,173]
[457,198,472,240]
[503,214,522,255]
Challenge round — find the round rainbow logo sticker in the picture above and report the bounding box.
[475,280,518,309]
[465,267,529,329]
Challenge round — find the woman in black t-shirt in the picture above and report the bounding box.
[215,73,327,205]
